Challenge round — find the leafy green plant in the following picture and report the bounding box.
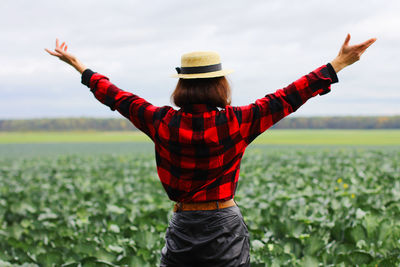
[0,147,399,266]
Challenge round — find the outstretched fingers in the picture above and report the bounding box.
[46,38,81,70]
[343,33,351,46]
[362,38,377,48]
[342,34,377,51]
[55,47,65,55]
[45,48,61,57]
[356,38,377,54]
[333,34,377,71]
[46,38,66,58]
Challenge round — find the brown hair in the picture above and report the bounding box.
[171,76,231,108]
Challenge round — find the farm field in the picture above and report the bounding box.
[0,132,399,266]
[1,129,400,145]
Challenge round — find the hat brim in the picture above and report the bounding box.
[170,69,234,79]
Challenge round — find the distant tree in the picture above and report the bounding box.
[0,116,399,131]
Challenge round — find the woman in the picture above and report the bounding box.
[46,34,376,266]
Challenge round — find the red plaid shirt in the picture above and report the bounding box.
[81,64,338,202]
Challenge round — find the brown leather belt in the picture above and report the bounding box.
[173,199,236,212]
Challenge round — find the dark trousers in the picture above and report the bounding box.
[160,204,250,267]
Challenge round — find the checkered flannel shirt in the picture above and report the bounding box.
[81,64,338,202]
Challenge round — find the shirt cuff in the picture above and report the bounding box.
[326,63,339,84]
[81,69,96,87]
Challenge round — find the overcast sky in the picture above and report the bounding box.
[0,0,399,119]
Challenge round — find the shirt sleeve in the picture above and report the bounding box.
[232,63,338,144]
[81,69,169,140]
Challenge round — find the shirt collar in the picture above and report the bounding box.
[181,104,219,113]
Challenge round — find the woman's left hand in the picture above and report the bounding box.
[330,34,377,73]
[45,38,87,74]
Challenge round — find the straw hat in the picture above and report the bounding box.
[171,51,233,79]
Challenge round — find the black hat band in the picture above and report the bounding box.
[175,63,222,74]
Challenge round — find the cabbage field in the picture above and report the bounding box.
[0,143,399,266]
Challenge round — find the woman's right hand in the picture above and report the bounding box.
[330,34,377,73]
[45,38,87,74]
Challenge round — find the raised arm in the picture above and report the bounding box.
[45,39,169,141]
[233,34,376,144]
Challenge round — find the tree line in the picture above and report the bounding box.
[0,116,399,131]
